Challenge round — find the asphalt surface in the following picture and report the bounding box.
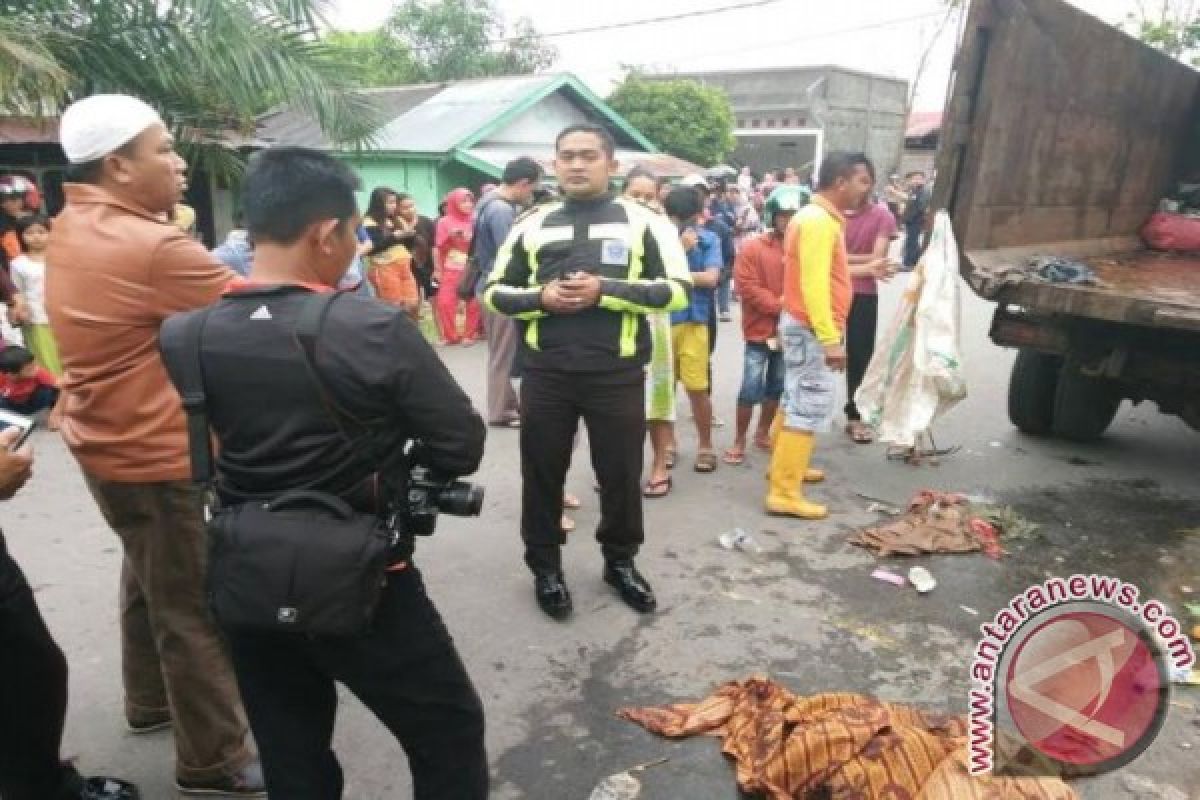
[5,269,1199,799]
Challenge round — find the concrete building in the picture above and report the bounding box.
[645,66,909,180]
[259,73,702,216]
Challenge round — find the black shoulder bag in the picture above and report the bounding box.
[456,195,513,301]
[160,292,397,638]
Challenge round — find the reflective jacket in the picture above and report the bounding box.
[483,192,691,372]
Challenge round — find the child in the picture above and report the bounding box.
[10,215,61,375]
[0,345,61,429]
[433,188,481,345]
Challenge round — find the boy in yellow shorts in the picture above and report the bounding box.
[664,187,721,473]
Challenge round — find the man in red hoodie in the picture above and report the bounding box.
[723,185,806,466]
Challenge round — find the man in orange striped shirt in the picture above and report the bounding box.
[768,152,874,519]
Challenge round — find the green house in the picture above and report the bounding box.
[257,73,702,215]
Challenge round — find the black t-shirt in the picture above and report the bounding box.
[196,285,484,507]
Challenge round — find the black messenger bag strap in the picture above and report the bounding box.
[292,290,364,444]
[159,308,216,491]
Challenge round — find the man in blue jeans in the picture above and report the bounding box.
[723,186,803,465]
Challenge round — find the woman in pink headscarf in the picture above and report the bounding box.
[434,187,480,345]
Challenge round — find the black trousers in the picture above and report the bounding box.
[519,367,645,574]
[223,567,487,800]
[845,293,879,421]
[0,532,82,800]
[903,222,924,267]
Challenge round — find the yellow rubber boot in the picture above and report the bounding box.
[766,410,824,483]
[764,430,828,519]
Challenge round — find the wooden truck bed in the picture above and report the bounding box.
[965,239,1200,332]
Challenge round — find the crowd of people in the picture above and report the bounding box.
[0,88,935,800]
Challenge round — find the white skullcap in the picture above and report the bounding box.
[59,94,164,164]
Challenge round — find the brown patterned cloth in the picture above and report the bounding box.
[618,677,1077,800]
[849,491,1002,558]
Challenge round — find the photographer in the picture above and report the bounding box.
[161,147,487,799]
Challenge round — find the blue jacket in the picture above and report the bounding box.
[671,227,721,325]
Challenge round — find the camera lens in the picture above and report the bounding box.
[437,482,484,517]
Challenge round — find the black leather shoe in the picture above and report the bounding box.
[604,560,657,613]
[81,777,139,800]
[535,572,573,619]
[176,760,266,796]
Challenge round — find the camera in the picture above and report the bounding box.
[400,466,485,537]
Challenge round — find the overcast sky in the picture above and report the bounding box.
[327,0,1144,110]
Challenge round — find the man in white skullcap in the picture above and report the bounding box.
[44,95,264,796]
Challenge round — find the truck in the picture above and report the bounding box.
[933,0,1200,441]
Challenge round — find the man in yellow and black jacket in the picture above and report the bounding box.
[484,124,691,620]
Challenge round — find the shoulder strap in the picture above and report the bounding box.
[158,308,215,487]
[293,291,364,444]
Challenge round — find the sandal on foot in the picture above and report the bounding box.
[563,492,581,510]
[722,447,745,466]
[642,476,673,498]
[752,432,772,451]
[845,420,874,444]
[561,514,576,533]
[694,450,718,473]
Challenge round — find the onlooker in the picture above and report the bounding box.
[0,345,60,422]
[768,152,872,519]
[0,178,31,335]
[212,212,253,276]
[161,146,489,800]
[723,186,804,466]
[728,184,761,247]
[434,188,480,345]
[901,171,930,269]
[664,186,721,474]
[0,426,140,800]
[784,166,800,185]
[396,194,437,300]
[362,187,419,317]
[737,166,755,193]
[843,159,897,443]
[10,215,61,375]
[45,94,262,796]
[484,124,691,620]
[474,157,542,427]
[624,167,675,498]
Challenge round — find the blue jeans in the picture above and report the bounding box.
[737,342,785,407]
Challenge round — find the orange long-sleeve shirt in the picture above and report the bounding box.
[782,195,852,345]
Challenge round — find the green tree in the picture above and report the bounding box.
[0,0,375,179]
[323,30,420,88]
[606,73,735,167]
[385,0,556,82]
[1126,1,1200,66]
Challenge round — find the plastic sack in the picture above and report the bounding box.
[854,210,967,448]
[1142,211,1200,252]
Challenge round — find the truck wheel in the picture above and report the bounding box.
[1008,349,1061,435]
[1051,361,1122,442]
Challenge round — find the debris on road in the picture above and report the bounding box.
[870,567,907,587]
[907,567,937,594]
[850,491,1005,558]
[618,677,1078,800]
[587,758,669,800]
[718,528,763,554]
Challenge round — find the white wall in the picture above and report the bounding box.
[482,91,590,146]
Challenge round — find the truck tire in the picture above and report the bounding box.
[1008,349,1061,435]
[1051,361,1122,442]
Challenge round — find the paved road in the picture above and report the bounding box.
[6,271,1198,799]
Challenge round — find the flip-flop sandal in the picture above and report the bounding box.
[753,433,772,451]
[561,515,576,533]
[642,476,672,498]
[722,448,745,466]
[845,421,875,444]
[563,493,581,510]
[694,451,718,473]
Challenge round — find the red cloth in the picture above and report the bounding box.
[845,201,897,295]
[435,188,474,272]
[0,366,55,405]
[1142,211,1200,252]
